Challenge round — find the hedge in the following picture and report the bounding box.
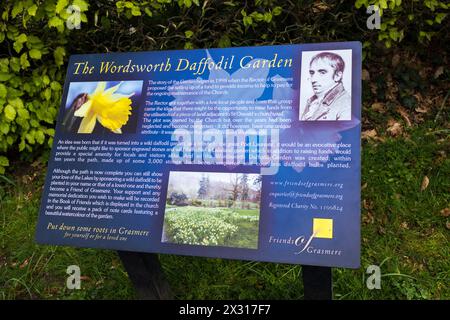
[0,0,448,173]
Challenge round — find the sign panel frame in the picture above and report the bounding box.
[36,41,362,268]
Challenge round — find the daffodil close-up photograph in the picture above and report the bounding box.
[61,81,142,134]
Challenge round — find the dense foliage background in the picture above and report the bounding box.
[0,0,449,300]
[0,0,448,172]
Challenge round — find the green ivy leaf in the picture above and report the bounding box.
[9,97,24,109]
[30,119,39,127]
[17,108,29,119]
[435,13,447,24]
[355,0,367,9]
[54,46,66,66]
[46,128,55,136]
[0,59,8,73]
[13,41,23,53]
[0,122,9,134]
[13,33,27,53]
[48,16,63,28]
[16,33,28,43]
[56,0,69,13]
[26,131,35,144]
[131,6,141,16]
[19,139,25,152]
[20,53,30,69]
[0,84,6,98]
[35,130,45,144]
[263,12,272,23]
[11,2,24,18]
[73,0,89,11]
[272,6,282,16]
[44,88,51,100]
[218,35,231,48]
[27,4,38,16]
[144,8,152,16]
[0,155,9,167]
[50,81,62,91]
[243,16,253,27]
[4,105,16,121]
[29,49,42,60]
[9,57,20,73]
[185,30,194,39]
[43,75,50,85]
[0,73,13,82]
[180,0,192,8]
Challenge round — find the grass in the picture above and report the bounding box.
[0,122,449,299]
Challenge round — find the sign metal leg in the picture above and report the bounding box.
[117,251,173,300]
[302,265,332,300]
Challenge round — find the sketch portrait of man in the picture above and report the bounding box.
[299,50,352,121]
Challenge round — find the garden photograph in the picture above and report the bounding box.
[162,171,261,249]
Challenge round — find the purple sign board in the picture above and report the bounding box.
[36,42,361,268]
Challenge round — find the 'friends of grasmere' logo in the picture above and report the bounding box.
[268,234,342,256]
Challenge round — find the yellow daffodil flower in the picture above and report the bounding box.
[74,81,133,134]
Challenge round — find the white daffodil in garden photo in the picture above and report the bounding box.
[74,81,133,134]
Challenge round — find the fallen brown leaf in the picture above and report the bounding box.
[31,159,43,168]
[387,119,403,136]
[415,107,428,113]
[363,199,369,210]
[440,208,450,217]
[362,69,370,81]
[396,106,412,127]
[400,221,409,229]
[413,93,423,103]
[386,74,398,101]
[363,212,375,224]
[420,176,430,191]
[362,129,377,140]
[446,221,450,230]
[371,102,385,113]
[434,66,444,79]
[19,259,29,269]
[312,1,330,12]
[392,54,401,67]
[370,83,377,95]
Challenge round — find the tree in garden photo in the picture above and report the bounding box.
[168,192,188,206]
[240,174,249,209]
[197,174,209,200]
